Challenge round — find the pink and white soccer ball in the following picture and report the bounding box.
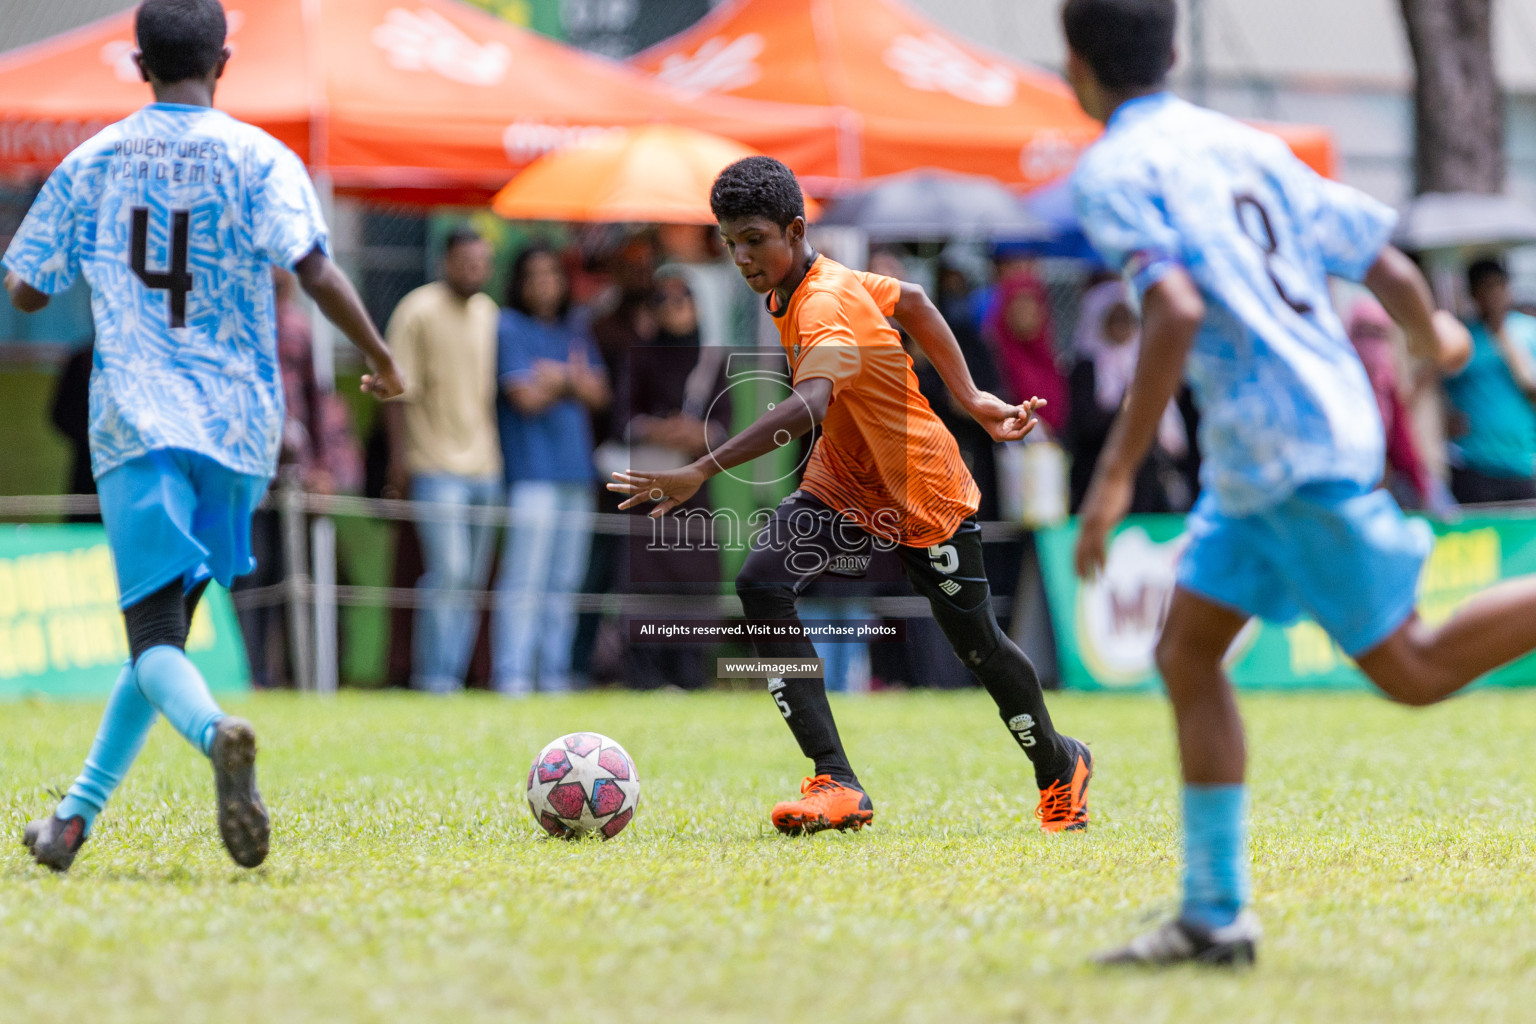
[526,732,641,839]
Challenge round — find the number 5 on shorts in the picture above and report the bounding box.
[928,544,959,574]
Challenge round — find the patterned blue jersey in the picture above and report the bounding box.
[1072,93,1397,515]
[3,103,328,480]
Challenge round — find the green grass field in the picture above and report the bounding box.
[3,690,1535,1023]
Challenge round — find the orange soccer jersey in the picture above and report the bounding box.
[768,255,980,548]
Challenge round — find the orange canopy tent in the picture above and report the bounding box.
[0,0,838,204]
[632,0,1337,192]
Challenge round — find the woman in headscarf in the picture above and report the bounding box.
[1347,297,1435,507]
[617,269,731,690]
[1065,279,1194,513]
[985,271,1068,435]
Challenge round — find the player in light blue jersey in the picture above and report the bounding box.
[1062,0,1536,966]
[4,0,402,872]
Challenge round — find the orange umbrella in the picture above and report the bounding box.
[492,124,820,225]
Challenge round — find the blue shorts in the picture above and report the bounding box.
[1177,481,1432,657]
[97,449,271,609]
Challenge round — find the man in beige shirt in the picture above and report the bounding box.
[385,227,501,692]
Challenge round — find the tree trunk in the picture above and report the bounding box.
[1398,0,1503,194]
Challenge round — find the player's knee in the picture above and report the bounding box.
[1359,628,1458,708]
[733,554,775,592]
[735,582,798,620]
[1370,659,1457,708]
[124,580,190,662]
[734,571,797,620]
[940,606,1005,672]
[1153,625,1220,683]
[1152,630,1183,680]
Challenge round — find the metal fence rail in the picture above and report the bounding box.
[0,491,1040,539]
[0,490,1038,692]
[11,490,1535,693]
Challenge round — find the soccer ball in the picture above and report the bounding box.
[526,732,640,839]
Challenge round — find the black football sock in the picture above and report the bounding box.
[737,581,862,790]
[922,588,1072,786]
[768,676,861,789]
[902,520,1074,789]
[972,638,1071,786]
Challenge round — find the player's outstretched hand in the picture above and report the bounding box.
[1073,468,1134,579]
[969,393,1046,442]
[608,466,707,518]
[362,360,405,401]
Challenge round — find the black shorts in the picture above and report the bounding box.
[737,490,990,613]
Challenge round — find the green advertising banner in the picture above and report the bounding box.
[0,525,249,699]
[461,0,563,40]
[1036,512,1536,691]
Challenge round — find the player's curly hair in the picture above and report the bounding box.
[136,0,227,84]
[710,157,806,230]
[1061,0,1176,91]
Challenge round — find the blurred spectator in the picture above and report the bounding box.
[49,340,96,522]
[385,227,502,693]
[493,245,610,696]
[619,269,730,690]
[985,271,1068,435]
[1346,298,1440,509]
[658,223,740,349]
[575,234,660,685]
[965,244,1036,336]
[272,268,365,494]
[1445,258,1536,504]
[935,256,980,330]
[629,269,728,439]
[235,269,364,687]
[589,234,660,433]
[1065,280,1193,513]
[915,250,1035,605]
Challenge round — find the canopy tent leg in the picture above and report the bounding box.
[309,173,340,694]
[280,482,315,692]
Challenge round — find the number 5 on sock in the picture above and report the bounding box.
[768,679,792,719]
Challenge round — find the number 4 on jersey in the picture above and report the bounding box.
[130,206,193,328]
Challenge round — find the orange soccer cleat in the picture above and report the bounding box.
[1035,738,1093,833]
[771,775,874,836]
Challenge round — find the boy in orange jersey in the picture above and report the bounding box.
[609,157,1091,835]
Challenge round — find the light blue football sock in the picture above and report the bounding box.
[134,645,225,756]
[56,662,158,835]
[1180,783,1250,930]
